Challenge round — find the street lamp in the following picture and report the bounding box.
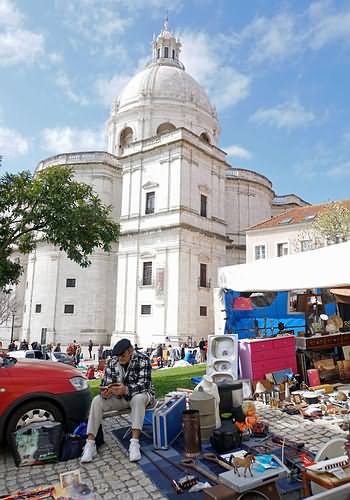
[10,311,15,344]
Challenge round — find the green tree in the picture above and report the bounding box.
[0,166,120,290]
[312,201,350,245]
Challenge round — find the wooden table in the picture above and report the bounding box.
[303,465,350,496]
[296,331,350,381]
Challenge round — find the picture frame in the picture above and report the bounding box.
[241,379,253,399]
[291,393,302,405]
[60,469,81,489]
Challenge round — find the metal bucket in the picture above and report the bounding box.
[189,391,216,442]
[182,409,201,457]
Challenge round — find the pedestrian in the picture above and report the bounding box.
[98,344,104,360]
[75,344,81,366]
[88,339,93,359]
[80,338,155,464]
[199,337,206,363]
[54,343,61,352]
[19,339,28,350]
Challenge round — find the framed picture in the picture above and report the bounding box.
[241,379,253,399]
[60,469,81,489]
[291,393,302,405]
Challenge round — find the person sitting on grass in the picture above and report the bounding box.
[81,338,155,463]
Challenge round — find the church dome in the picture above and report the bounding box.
[118,63,214,119]
[106,18,220,152]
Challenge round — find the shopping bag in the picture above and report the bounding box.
[11,421,62,466]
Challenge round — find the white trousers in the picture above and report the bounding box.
[87,393,150,437]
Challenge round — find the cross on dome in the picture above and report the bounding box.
[151,16,184,70]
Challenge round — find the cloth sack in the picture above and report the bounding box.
[59,433,84,461]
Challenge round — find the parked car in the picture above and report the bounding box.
[0,355,91,443]
[9,350,75,366]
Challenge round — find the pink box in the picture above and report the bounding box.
[307,369,320,387]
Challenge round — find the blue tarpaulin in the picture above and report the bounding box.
[224,289,336,339]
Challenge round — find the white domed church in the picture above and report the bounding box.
[14,20,307,348]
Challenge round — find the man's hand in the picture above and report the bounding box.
[100,386,112,399]
[109,383,127,397]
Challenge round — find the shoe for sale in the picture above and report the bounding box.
[129,438,141,462]
[81,440,97,463]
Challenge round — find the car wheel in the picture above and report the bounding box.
[5,400,64,444]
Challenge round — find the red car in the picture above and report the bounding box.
[0,355,91,443]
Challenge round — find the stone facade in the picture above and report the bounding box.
[5,21,307,348]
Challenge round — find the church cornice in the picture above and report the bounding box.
[119,222,229,242]
[117,127,227,165]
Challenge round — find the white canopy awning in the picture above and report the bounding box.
[218,241,350,292]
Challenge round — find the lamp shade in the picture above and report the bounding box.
[255,381,266,394]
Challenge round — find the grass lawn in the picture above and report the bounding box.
[88,364,206,399]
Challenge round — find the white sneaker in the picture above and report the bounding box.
[81,440,97,463]
[129,439,141,462]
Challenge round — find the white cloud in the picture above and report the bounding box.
[225,144,252,160]
[327,162,350,177]
[0,0,22,28]
[41,127,104,154]
[96,73,134,107]
[95,54,148,106]
[251,99,315,129]
[0,126,29,157]
[48,52,64,65]
[55,71,88,106]
[308,3,350,50]
[236,4,350,66]
[181,31,250,111]
[242,13,303,64]
[0,0,44,66]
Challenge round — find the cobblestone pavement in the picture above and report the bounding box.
[0,416,166,500]
[0,404,348,499]
[256,402,348,454]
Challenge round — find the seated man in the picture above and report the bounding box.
[81,338,155,463]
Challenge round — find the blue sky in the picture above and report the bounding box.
[1,0,350,203]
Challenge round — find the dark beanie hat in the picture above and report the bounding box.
[112,338,132,356]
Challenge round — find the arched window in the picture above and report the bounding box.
[164,47,169,58]
[156,122,176,136]
[200,132,211,144]
[172,49,175,59]
[119,127,133,148]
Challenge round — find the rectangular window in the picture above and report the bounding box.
[277,242,289,257]
[301,240,313,252]
[64,304,74,314]
[142,261,153,286]
[164,46,169,58]
[145,191,155,215]
[200,263,207,287]
[66,278,76,288]
[254,245,266,260]
[200,194,207,217]
[141,304,152,315]
[35,304,41,313]
[200,306,207,316]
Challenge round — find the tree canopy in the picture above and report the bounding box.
[0,166,120,290]
[313,202,350,245]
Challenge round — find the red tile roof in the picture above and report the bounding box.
[249,199,350,231]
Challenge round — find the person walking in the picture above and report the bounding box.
[88,339,93,359]
[199,337,206,363]
[54,343,61,352]
[81,338,155,463]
